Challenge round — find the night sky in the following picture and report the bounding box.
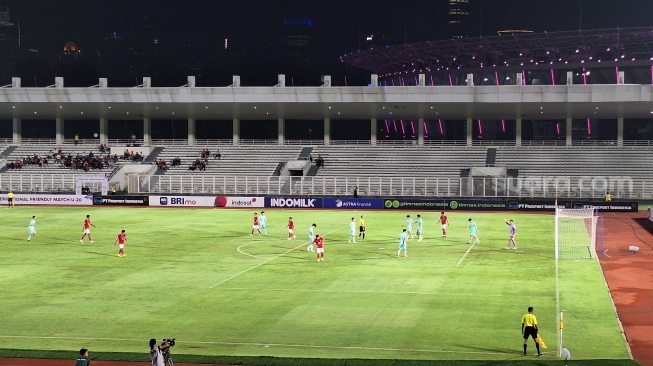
[3,0,653,63]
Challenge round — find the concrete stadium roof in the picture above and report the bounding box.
[1,84,652,121]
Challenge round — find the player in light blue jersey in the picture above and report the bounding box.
[416,214,424,241]
[398,229,408,258]
[348,217,357,243]
[28,215,36,241]
[307,223,317,252]
[467,218,480,244]
[504,219,517,249]
[259,211,267,235]
[404,215,414,239]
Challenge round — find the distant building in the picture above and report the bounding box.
[282,17,313,64]
[448,0,472,39]
[0,5,19,80]
[60,41,81,61]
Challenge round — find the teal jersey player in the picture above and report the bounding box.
[398,229,408,258]
[405,215,414,238]
[259,212,268,235]
[416,215,424,241]
[467,218,480,244]
[307,224,316,252]
[27,216,36,241]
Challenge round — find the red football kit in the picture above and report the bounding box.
[117,233,126,244]
[84,218,91,229]
[314,237,324,249]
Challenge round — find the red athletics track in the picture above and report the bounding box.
[0,359,222,366]
[600,212,653,366]
[2,211,653,366]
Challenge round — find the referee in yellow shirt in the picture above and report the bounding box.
[521,306,542,356]
[7,190,14,207]
[358,215,365,240]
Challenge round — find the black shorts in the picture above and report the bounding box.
[523,326,538,340]
[7,198,13,203]
[359,226,365,232]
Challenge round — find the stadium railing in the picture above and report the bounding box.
[6,138,653,148]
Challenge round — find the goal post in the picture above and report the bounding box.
[555,207,599,259]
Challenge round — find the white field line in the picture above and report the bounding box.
[236,241,267,259]
[208,225,347,289]
[221,287,556,299]
[456,242,476,267]
[0,335,515,356]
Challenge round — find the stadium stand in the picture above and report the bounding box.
[297,146,488,197]
[150,145,303,194]
[0,144,135,192]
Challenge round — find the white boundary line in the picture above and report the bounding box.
[208,224,347,289]
[456,243,476,267]
[0,335,512,356]
[221,287,556,298]
[236,241,268,259]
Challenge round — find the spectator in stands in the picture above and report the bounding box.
[172,157,181,166]
[213,150,221,159]
[157,159,168,170]
[111,184,117,195]
[605,192,612,201]
[353,187,358,198]
[316,154,324,167]
[74,133,79,145]
[190,158,201,171]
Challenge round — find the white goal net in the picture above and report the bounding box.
[555,207,598,259]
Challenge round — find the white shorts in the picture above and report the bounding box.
[119,244,124,249]
[84,228,91,234]
[317,248,324,254]
[288,229,294,234]
[441,224,447,229]
[350,230,355,236]
[253,225,259,229]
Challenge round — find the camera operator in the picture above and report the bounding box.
[149,339,170,366]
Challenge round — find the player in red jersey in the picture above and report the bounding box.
[287,216,296,240]
[114,229,127,257]
[314,234,325,262]
[437,211,448,238]
[250,212,262,236]
[80,214,96,243]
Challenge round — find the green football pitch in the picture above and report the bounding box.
[0,206,632,364]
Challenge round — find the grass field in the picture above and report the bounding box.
[0,206,633,364]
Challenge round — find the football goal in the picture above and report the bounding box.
[554,207,599,259]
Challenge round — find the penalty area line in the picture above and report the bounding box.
[208,224,348,289]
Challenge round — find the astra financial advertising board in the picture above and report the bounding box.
[322,198,385,209]
[383,198,507,211]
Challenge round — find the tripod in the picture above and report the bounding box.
[162,348,174,366]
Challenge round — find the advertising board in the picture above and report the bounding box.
[150,196,264,208]
[0,194,93,206]
[265,197,323,208]
[93,195,149,206]
[383,198,506,211]
[322,198,385,209]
